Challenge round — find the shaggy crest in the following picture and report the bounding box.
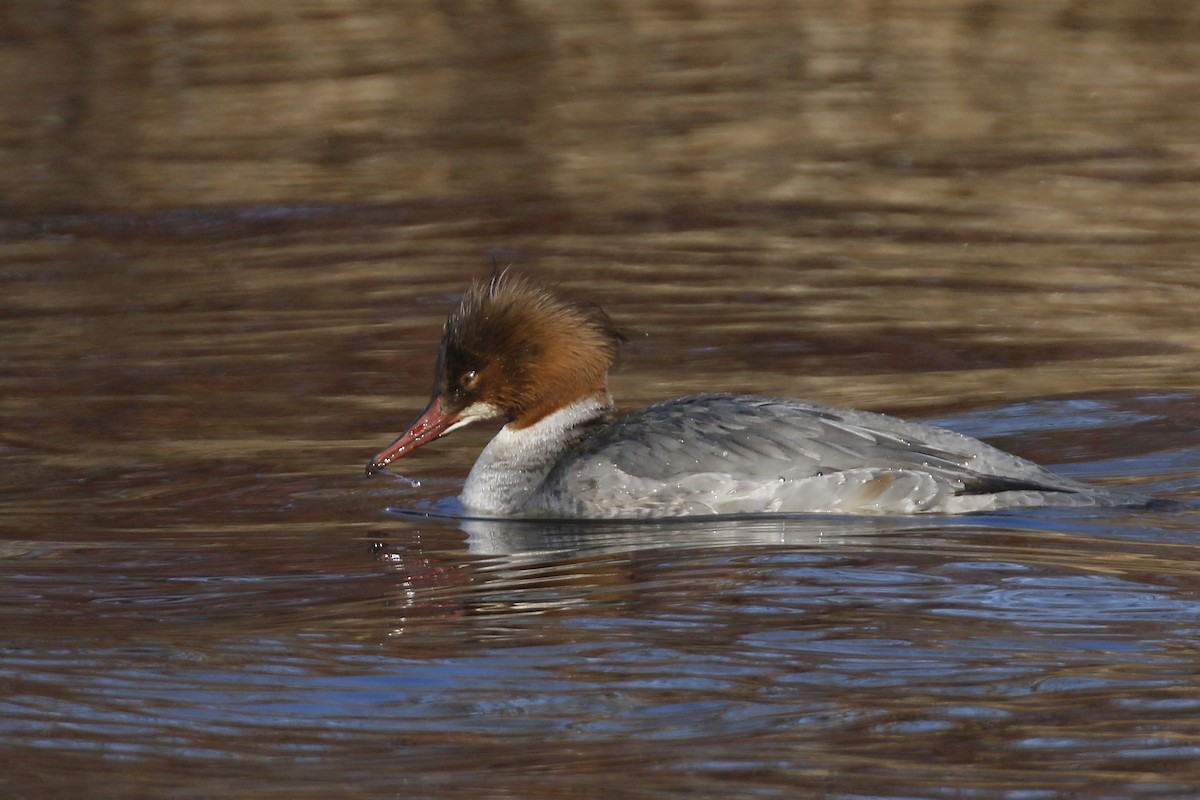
[437,271,623,427]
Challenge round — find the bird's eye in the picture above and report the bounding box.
[459,370,479,392]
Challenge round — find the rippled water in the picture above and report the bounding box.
[4,2,1200,798]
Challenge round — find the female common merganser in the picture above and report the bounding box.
[366,272,1134,517]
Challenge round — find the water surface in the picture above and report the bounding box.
[3,2,1200,798]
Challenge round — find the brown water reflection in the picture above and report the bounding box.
[3,1,1200,798]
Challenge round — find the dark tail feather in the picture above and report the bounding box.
[956,475,1082,497]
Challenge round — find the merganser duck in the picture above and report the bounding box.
[366,272,1134,517]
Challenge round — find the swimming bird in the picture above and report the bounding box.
[367,272,1134,517]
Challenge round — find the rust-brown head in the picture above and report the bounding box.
[366,272,623,476]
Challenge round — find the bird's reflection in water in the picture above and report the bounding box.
[370,509,960,636]
[457,512,925,558]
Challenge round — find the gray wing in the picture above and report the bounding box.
[538,393,1101,515]
[579,394,1074,484]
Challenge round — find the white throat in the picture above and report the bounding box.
[460,395,611,515]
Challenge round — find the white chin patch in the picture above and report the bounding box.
[444,402,503,435]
